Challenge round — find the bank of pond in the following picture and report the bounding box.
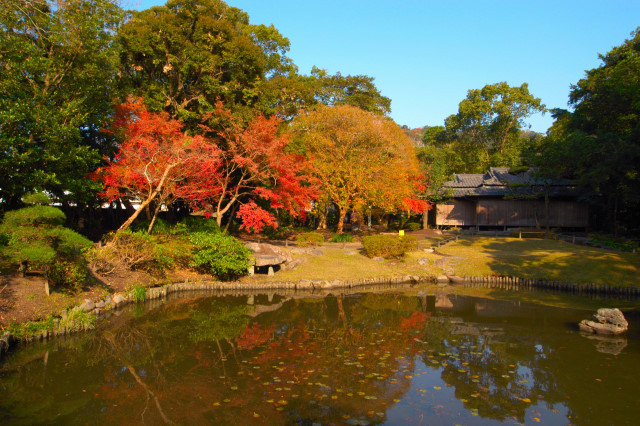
[0,283,639,425]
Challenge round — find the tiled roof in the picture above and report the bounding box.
[440,167,578,198]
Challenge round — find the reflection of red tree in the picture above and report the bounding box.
[400,311,431,331]
[235,323,276,351]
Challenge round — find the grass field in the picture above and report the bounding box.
[244,236,640,288]
[437,236,640,286]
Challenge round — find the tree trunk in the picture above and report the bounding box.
[117,163,175,234]
[147,200,164,234]
[317,208,327,230]
[336,207,347,234]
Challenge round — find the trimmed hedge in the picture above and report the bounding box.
[296,232,325,247]
[362,235,418,258]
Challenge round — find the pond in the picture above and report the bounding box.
[1,288,639,425]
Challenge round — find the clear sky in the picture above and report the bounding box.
[131,0,640,133]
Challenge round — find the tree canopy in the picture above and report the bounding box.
[0,0,124,209]
[443,82,545,173]
[292,105,427,233]
[535,28,640,234]
[117,0,294,128]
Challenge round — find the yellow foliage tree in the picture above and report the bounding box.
[292,105,428,233]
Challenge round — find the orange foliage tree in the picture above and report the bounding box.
[291,105,429,233]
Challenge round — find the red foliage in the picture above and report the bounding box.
[400,311,431,330]
[94,99,316,233]
[184,102,317,231]
[402,197,431,214]
[236,202,278,233]
[93,98,222,231]
[235,322,276,351]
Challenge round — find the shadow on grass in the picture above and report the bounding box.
[451,236,640,287]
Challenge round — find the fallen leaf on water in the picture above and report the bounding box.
[253,413,260,418]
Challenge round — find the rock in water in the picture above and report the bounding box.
[579,308,628,335]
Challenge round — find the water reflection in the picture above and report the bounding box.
[1,291,638,425]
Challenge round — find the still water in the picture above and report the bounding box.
[1,289,639,425]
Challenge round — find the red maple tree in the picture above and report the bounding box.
[95,99,316,234]
[183,102,317,232]
[94,99,222,233]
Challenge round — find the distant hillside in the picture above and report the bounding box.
[401,126,427,147]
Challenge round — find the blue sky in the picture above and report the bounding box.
[131,0,640,133]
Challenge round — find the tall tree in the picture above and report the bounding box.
[117,0,294,128]
[0,0,124,209]
[537,29,640,234]
[292,105,427,233]
[443,82,545,172]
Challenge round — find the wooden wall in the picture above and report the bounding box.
[436,201,476,226]
[436,199,588,228]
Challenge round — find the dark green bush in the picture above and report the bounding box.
[330,233,353,243]
[0,205,92,285]
[362,235,418,258]
[189,232,251,280]
[262,225,287,240]
[131,217,171,235]
[405,222,422,231]
[48,258,88,292]
[296,232,325,247]
[173,216,220,234]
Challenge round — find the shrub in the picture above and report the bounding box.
[180,216,220,234]
[131,217,171,235]
[330,233,353,243]
[296,232,325,247]
[405,222,422,231]
[0,203,92,291]
[48,258,88,292]
[90,230,167,275]
[189,232,251,280]
[362,235,418,258]
[262,225,287,240]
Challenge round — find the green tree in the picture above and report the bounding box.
[443,82,545,172]
[0,0,124,209]
[116,0,294,128]
[257,66,391,121]
[536,29,640,234]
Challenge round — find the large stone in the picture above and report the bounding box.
[80,299,95,312]
[417,257,429,266]
[112,294,127,306]
[372,256,384,262]
[579,308,628,335]
[254,255,286,267]
[310,249,324,256]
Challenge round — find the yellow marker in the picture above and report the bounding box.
[399,230,404,236]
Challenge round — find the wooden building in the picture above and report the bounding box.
[434,167,588,229]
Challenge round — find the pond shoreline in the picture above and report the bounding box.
[2,273,639,361]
